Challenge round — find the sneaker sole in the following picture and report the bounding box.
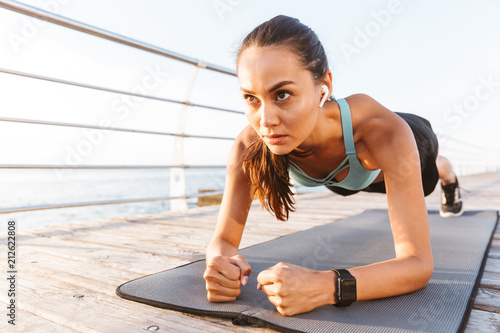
[439,209,464,218]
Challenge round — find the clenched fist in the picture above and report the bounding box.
[257,262,335,316]
[204,254,252,302]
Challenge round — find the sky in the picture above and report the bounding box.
[0,0,499,175]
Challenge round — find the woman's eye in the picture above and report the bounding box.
[276,91,291,101]
[244,95,258,104]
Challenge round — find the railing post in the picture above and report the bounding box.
[170,65,201,211]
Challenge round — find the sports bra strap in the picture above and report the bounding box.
[337,99,357,156]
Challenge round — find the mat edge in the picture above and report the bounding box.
[457,210,499,333]
[115,282,241,320]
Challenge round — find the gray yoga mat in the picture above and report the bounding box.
[116,209,498,333]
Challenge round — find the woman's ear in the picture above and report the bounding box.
[323,70,333,95]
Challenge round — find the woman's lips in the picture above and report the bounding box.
[263,134,287,145]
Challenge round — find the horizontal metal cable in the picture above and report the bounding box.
[439,148,494,157]
[438,144,494,153]
[0,116,236,141]
[439,135,500,153]
[0,0,236,76]
[0,164,226,169]
[0,67,244,115]
[0,191,225,214]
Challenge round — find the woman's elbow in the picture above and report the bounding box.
[415,257,434,290]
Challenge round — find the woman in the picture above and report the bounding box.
[203,15,463,316]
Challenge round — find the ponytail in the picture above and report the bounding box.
[242,137,295,221]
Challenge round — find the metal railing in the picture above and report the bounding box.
[437,135,499,176]
[0,67,243,115]
[0,0,242,214]
[0,191,226,215]
[0,164,227,169]
[0,115,236,141]
[0,1,236,76]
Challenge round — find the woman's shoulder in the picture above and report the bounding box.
[226,125,258,167]
[344,93,402,132]
[344,93,387,115]
[344,93,413,154]
[235,124,259,149]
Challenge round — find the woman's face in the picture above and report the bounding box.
[237,45,323,155]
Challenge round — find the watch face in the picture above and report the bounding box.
[339,278,357,302]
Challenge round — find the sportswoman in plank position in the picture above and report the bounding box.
[204,15,463,316]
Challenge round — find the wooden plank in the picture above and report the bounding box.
[23,223,209,259]
[472,287,500,313]
[484,257,500,275]
[488,241,500,259]
[40,223,215,249]
[19,248,144,294]
[465,309,500,332]
[45,231,207,259]
[480,271,500,290]
[0,302,78,333]
[19,233,192,275]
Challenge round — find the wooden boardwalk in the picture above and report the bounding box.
[1,172,499,332]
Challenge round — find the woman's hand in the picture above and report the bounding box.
[204,254,252,302]
[257,262,335,316]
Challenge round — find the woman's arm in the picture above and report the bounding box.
[204,125,256,301]
[207,125,255,257]
[256,94,433,315]
[348,94,433,300]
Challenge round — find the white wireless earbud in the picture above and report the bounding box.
[319,85,329,108]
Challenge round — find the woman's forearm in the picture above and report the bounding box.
[348,255,433,301]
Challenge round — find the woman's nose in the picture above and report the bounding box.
[259,105,280,128]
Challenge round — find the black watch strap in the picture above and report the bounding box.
[332,269,357,307]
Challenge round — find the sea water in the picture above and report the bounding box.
[0,168,226,229]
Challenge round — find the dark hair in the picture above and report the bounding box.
[237,15,330,221]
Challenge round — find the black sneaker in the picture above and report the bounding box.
[440,178,463,217]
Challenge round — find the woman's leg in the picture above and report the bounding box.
[436,155,463,217]
[436,155,457,185]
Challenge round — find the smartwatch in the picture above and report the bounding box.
[332,269,357,307]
